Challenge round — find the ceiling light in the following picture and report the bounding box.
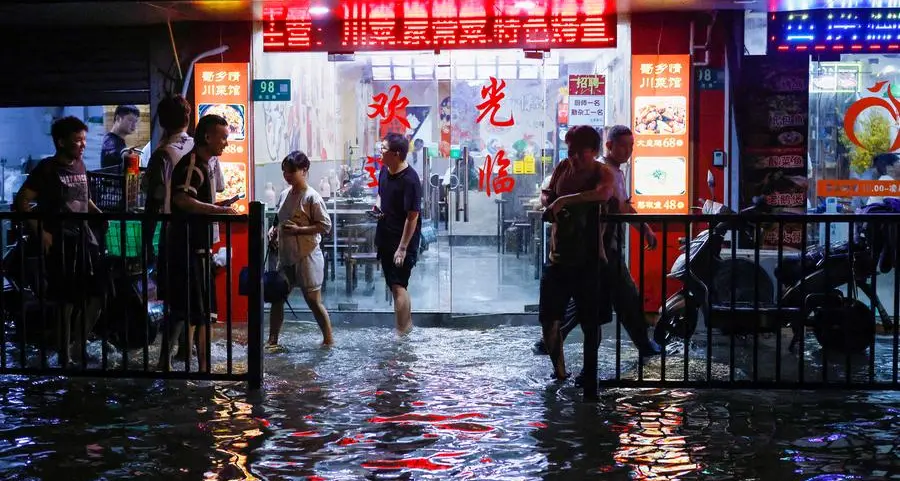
[514,1,536,9]
[309,5,330,16]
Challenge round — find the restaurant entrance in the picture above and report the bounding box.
[252,20,629,316]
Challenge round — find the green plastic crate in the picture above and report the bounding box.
[106,220,160,258]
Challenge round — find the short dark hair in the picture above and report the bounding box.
[51,116,88,145]
[606,125,633,144]
[384,133,409,160]
[873,152,899,176]
[157,95,191,133]
[565,125,602,153]
[282,150,311,172]
[114,105,140,120]
[195,114,228,146]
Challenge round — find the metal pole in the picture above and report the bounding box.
[247,202,265,390]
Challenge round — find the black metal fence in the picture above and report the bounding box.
[575,210,900,399]
[0,203,265,389]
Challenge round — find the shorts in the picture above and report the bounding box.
[538,261,606,328]
[279,249,325,294]
[378,248,417,289]
[166,252,211,327]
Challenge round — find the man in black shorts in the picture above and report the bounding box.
[163,114,238,371]
[374,133,422,334]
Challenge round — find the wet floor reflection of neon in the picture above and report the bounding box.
[613,391,701,480]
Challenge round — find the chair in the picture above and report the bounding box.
[342,224,380,295]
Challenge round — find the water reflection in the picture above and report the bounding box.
[613,390,700,480]
[0,326,899,480]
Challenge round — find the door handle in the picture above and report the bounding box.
[462,146,469,223]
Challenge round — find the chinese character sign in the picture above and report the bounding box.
[364,156,382,188]
[474,77,516,197]
[630,55,691,215]
[369,85,410,138]
[476,77,515,127]
[568,74,606,127]
[478,150,515,197]
[195,63,250,214]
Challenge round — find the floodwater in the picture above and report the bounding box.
[1,324,900,480]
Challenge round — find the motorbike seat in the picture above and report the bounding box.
[774,241,851,285]
[775,254,806,284]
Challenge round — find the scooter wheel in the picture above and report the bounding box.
[812,298,875,355]
[654,307,699,346]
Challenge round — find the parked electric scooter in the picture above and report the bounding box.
[653,173,894,354]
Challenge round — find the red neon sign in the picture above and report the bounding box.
[263,12,616,52]
[476,77,514,127]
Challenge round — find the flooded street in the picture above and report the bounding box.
[1,324,900,480]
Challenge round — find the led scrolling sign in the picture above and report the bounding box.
[262,5,616,52]
[770,9,900,53]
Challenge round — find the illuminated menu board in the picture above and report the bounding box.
[262,5,616,52]
[769,9,900,53]
[630,55,691,215]
[195,63,251,214]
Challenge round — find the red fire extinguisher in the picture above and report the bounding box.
[122,148,141,174]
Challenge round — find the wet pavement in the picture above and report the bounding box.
[2,324,900,480]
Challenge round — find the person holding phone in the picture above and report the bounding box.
[266,151,334,352]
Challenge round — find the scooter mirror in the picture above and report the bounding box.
[707,170,716,196]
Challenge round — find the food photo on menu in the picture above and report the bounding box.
[633,96,687,135]
[218,162,248,212]
[199,103,246,141]
[633,156,687,196]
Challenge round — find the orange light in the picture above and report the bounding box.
[777,45,789,50]
[814,45,825,50]
[890,44,900,49]
[797,45,808,50]
[195,0,246,13]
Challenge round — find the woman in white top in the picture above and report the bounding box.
[267,151,334,351]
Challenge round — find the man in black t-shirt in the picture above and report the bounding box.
[14,116,105,367]
[101,105,140,169]
[374,133,422,334]
[159,114,238,372]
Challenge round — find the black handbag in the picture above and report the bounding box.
[239,247,290,304]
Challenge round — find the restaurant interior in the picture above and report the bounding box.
[251,21,632,314]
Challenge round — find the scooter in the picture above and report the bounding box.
[653,176,894,354]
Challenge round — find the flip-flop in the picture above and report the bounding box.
[265,344,287,354]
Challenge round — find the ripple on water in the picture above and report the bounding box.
[0,326,899,480]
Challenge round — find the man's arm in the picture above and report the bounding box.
[173,192,230,215]
[551,166,614,209]
[88,199,102,213]
[398,211,420,251]
[397,175,422,252]
[14,187,40,233]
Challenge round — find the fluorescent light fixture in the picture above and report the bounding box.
[514,0,536,9]
[309,5,330,16]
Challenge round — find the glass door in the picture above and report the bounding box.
[447,49,552,317]
[323,51,445,312]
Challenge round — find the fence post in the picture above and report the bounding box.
[247,201,265,390]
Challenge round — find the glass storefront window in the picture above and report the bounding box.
[809,54,898,317]
[251,21,632,314]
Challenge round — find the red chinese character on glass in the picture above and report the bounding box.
[478,149,515,197]
[364,156,382,187]
[476,77,514,127]
[368,85,410,129]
